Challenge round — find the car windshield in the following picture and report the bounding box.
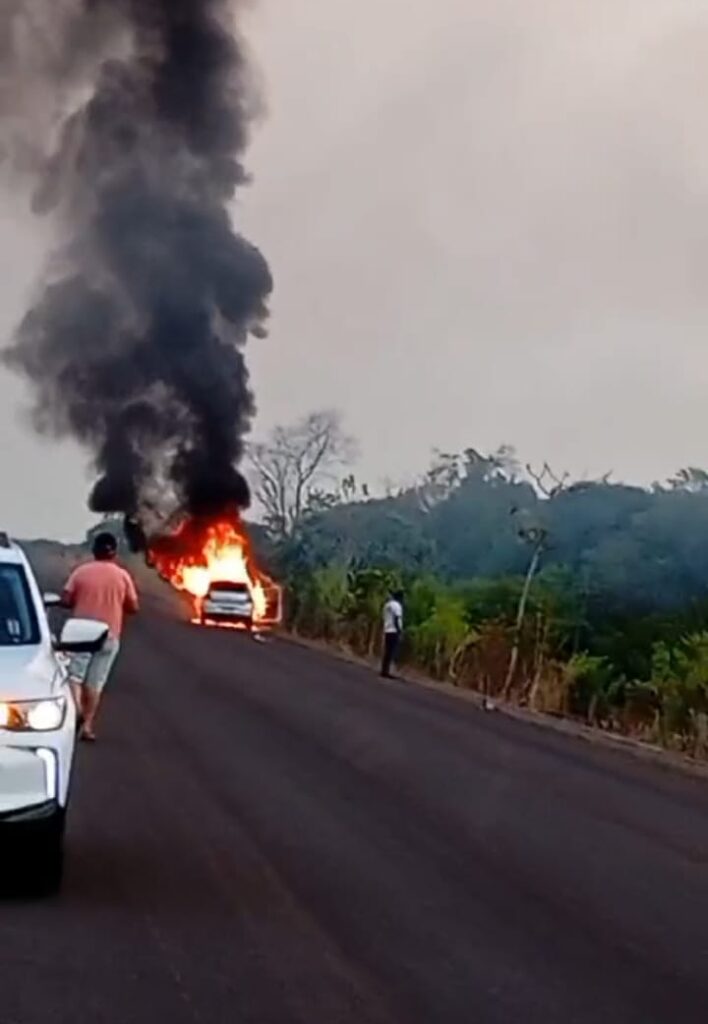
[0,564,40,647]
[209,581,250,596]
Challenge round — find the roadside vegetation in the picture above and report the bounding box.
[250,412,708,760]
[24,411,708,760]
[284,564,708,758]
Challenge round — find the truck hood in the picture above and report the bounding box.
[0,644,61,701]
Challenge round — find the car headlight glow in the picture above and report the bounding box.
[27,699,66,731]
[0,697,67,732]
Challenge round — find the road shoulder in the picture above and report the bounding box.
[282,631,708,783]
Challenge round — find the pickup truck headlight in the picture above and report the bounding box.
[0,697,67,732]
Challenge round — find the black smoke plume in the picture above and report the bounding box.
[1,0,272,537]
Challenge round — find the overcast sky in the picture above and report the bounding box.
[2,0,708,538]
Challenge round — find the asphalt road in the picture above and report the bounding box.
[1,602,707,1023]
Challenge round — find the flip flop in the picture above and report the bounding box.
[80,728,97,743]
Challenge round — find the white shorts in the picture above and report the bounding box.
[68,635,120,693]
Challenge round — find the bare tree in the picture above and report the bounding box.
[247,410,356,539]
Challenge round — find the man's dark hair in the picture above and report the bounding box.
[92,531,118,561]
[392,589,404,602]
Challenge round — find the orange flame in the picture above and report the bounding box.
[149,516,281,627]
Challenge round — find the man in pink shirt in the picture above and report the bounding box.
[62,531,139,741]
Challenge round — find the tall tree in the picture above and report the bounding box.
[503,463,569,698]
[248,411,356,540]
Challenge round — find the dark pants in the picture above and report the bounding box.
[381,632,400,677]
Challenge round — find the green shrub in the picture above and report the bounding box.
[283,559,708,758]
[407,593,472,680]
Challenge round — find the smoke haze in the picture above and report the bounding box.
[0,0,272,532]
[243,0,708,490]
[2,1,708,537]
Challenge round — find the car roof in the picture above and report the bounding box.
[0,534,29,568]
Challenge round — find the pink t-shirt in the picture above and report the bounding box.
[64,561,139,639]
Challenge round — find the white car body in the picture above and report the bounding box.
[201,580,255,628]
[0,535,107,894]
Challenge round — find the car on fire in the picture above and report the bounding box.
[0,532,108,895]
[149,516,283,633]
[200,579,255,629]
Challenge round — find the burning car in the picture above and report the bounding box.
[201,580,255,629]
[147,515,282,633]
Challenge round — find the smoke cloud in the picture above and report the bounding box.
[0,0,272,533]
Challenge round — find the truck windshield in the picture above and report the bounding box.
[0,564,40,647]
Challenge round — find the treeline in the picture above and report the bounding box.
[255,440,708,758]
[279,450,708,613]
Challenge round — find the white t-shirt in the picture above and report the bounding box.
[383,599,403,634]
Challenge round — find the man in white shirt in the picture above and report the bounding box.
[381,589,404,678]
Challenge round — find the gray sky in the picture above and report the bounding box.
[3,0,708,538]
